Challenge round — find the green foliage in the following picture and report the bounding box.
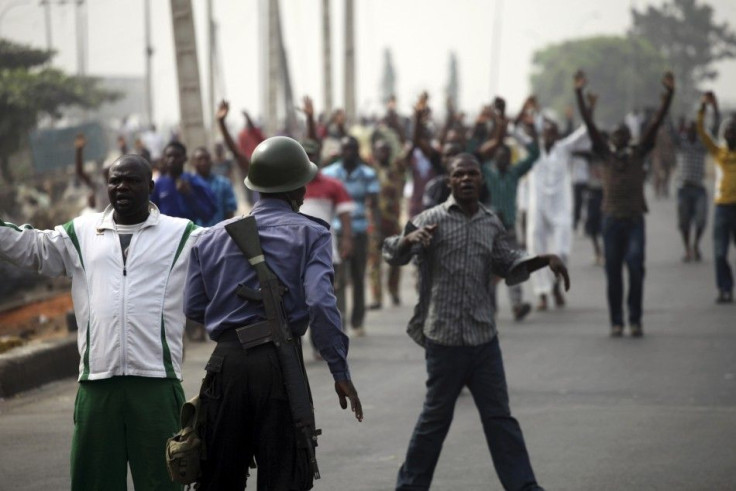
[630,0,736,113]
[0,38,119,180]
[530,36,667,127]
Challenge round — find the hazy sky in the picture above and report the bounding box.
[2,0,735,129]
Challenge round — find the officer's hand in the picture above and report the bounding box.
[403,224,437,249]
[335,380,363,422]
[546,254,570,291]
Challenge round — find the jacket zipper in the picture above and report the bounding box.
[116,227,142,375]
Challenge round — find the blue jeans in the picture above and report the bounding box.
[602,215,646,326]
[396,338,540,491]
[714,204,736,293]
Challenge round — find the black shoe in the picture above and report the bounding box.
[610,325,624,338]
[368,303,382,310]
[391,294,401,306]
[716,291,734,304]
[513,303,532,321]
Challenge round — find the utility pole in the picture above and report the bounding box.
[274,0,297,135]
[41,0,53,54]
[169,0,207,149]
[144,0,154,126]
[75,0,87,76]
[489,0,503,98]
[344,0,356,123]
[207,0,215,132]
[321,0,333,114]
[266,0,279,135]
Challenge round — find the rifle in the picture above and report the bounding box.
[225,216,321,480]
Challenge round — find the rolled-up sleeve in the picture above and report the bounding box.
[382,221,420,266]
[490,225,531,285]
[304,228,351,381]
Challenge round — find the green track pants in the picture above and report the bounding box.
[70,376,185,491]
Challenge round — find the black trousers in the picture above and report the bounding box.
[197,337,313,490]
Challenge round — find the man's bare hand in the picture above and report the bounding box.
[176,178,191,195]
[74,134,86,149]
[573,70,587,90]
[523,95,538,112]
[216,100,229,122]
[414,92,429,115]
[662,71,675,91]
[586,92,599,109]
[546,254,570,291]
[701,90,716,107]
[403,224,437,248]
[335,380,363,422]
[302,95,314,117]
[340,234,354,260]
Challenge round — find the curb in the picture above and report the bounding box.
[0,334,79,398]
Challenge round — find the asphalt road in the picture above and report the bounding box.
[1,193,734,490]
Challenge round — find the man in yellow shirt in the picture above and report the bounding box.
[697,92,736,303]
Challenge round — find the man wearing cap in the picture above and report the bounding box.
[184,136,363,490]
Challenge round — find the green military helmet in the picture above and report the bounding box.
[244,136,319,193]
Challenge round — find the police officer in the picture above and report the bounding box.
[184,136,363,490]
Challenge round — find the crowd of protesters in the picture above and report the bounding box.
[4,67,735,490]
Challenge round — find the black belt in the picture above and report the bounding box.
[216,320,275,350]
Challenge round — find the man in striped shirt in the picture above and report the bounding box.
[384,153,568,491]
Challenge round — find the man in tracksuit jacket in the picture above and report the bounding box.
[0,154,202,490]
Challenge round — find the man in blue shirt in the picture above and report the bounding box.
[192,146,238,226]
[322,136,380,336]
[184,136,363,490]
[151,141,217,223]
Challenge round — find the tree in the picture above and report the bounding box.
[631,0,736,114]
[380,48,396,105]
[446,52,459,110]
[0,39,119,183]
[530,36,667,127]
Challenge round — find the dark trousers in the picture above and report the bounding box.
[573,182,588,230]
[602,215,646,326]
[336,232,368,329]
[396,338,540,491]
[198,339,312,491]
[714,204,736,293]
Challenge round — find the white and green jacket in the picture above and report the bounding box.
[0,204,202,381]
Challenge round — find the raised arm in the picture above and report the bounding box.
[408,92,438,160]
[639,72,675,153]
[478,111,508,160]
[216,100,250,174]
[74,134,93,189]
[574,70,607,155]
[302,95,320,142]
[696,92,721,155]
[0,218,70,277]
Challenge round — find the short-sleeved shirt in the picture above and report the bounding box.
[321,161,380,234]
[301,172,356,263]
